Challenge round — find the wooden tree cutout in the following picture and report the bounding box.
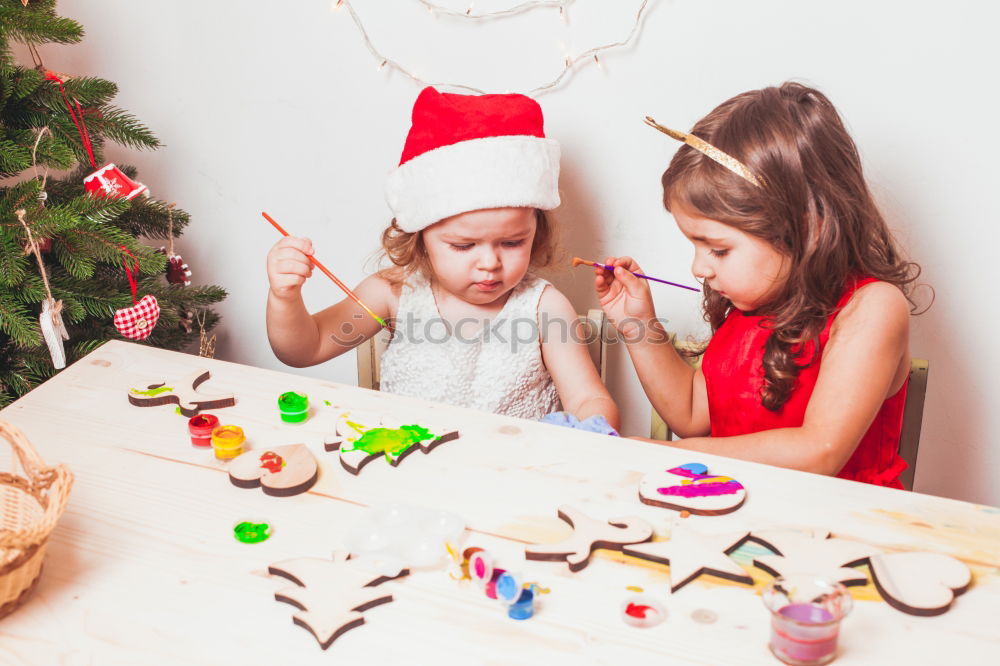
[268,554,409,650]
[623,525,753,592]
[228,444,319,497]
[867,552,971,616]
[749,529,883,587]
[639,462,747,516]
[325,411,460,475]
[525,505,653,572]
[127,368,235,417]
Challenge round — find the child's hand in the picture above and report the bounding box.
[267,236,315,300]
[594,256,656,335]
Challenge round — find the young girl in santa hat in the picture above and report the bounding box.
[596,82,921,487]
[267,87,619,430]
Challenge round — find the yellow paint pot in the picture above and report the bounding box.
[211,425,245,460]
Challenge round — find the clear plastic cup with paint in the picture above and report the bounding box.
[762,574,853,666]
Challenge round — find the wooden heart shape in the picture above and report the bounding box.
[868,551,971,616]
[229,444,318,497]
[639,462,746,515]
[114,294,160,340]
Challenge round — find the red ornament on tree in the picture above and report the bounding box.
[83,163,149,200]
[113,247,159,341]
[166,254,192,285]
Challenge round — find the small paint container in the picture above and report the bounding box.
[188,413,219,447]
[278,391,309,424]
[211,424,246,461]
[484,568,507,599]
[621,594,666,628]
[507,586,535,620]
[762,575,853,665]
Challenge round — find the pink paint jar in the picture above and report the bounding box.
[188,413,219,447]
[762,575,852,665]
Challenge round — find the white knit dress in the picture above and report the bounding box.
[379,275,561,419]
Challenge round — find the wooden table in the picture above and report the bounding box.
[1,341,998,665]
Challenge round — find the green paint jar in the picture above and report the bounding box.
[278,391,309,423]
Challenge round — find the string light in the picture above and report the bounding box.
[338,0,651,96]
[417,0,575,20]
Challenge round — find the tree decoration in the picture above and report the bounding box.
[0,2,226,406]
[268,553,409,650]
[113,247,159,340]
[163,204,192,286]
[17,210,68,369]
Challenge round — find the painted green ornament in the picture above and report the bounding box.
[343,425,437,463]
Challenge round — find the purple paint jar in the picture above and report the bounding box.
[762,575,852,665]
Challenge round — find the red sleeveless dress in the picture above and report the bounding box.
[701,277,908,488]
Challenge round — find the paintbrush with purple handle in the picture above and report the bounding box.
[572,257,700,292]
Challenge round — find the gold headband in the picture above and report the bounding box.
[644,116,762,187]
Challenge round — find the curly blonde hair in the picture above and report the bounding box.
[377,208,557,286]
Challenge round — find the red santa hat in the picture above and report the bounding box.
[385,87,561,233]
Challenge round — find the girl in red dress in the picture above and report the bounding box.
[596,82,922,488]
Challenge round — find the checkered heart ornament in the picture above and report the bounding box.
[113,246,159,340]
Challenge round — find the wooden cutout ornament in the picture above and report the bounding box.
[749,529,883,587]
[623,525,753,592]
[39,297,69,369]
[867,552,971,616]
[127,368,235,416]
[327,411,460,475]
[639,462,746,515]
[525,505,653,572]
[268,553,409,650]
[228,444,318,497]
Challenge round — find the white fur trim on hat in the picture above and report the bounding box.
[385,135,560,233]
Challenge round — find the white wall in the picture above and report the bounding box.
[37,0,1000,505]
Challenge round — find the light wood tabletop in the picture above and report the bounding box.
[1,340,998,665]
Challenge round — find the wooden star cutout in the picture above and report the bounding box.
[623,524,752,592]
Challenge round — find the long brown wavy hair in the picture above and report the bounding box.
[662,82,922,411]
[377,208,557,285]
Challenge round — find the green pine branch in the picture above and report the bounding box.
[0,1,83,47]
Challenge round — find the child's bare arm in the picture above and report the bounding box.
[652,282,910,475]
[266,236,392,367]
[596,256,710,436]
[539,287,620,430]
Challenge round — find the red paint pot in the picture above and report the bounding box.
[188,413,219,447]
[485,568,507,599]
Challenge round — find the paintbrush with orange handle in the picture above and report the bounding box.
[262,211,387,328]
[572,257,700,292]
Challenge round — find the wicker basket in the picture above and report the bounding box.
[0,420,73,619]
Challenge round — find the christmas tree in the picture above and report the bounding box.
[0,0,226,407]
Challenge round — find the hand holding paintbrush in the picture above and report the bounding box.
[263,212,387,327]
[572,257,699,292]
[586,255,699,340]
